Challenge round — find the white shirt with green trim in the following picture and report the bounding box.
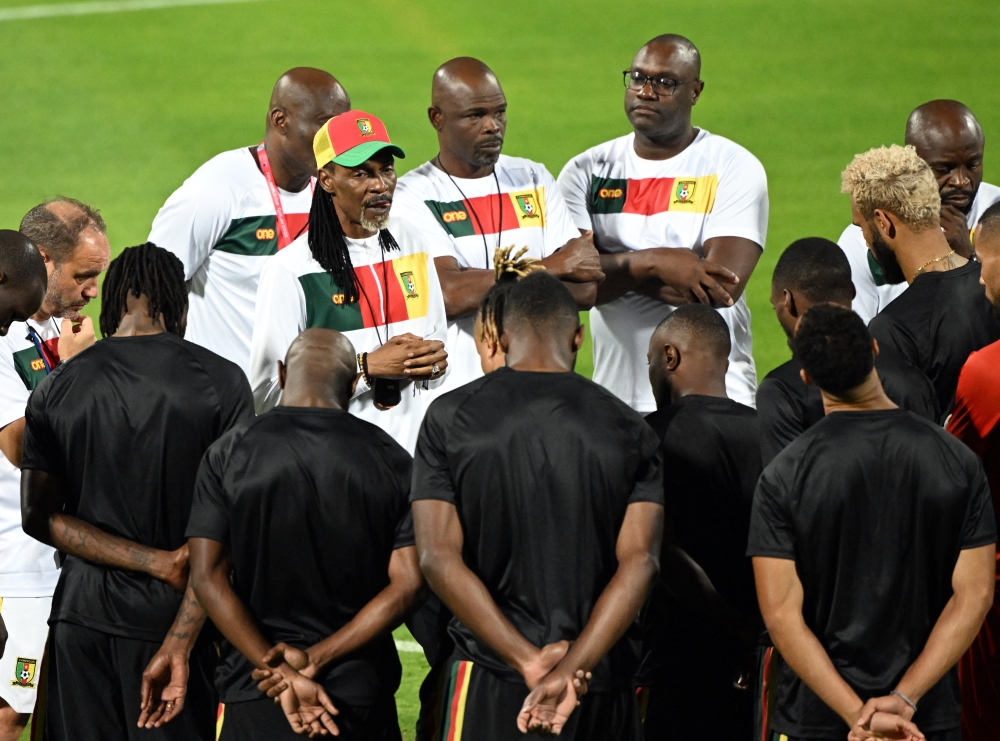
[148,147,313,376]
[393,155,580,393]
[0,318,62,597]
[249,216,448,453]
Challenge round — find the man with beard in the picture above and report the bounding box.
[149,68,350,375]
[393,57,603,394]
[842,144,1000,419]
[758,237,938,464]
[947,202,1000,741]
[249,110,449,452]
[558,34,768,410]
[0,200,108,741]
[838,100,1000,324]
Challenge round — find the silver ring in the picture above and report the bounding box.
[431,364,441,376]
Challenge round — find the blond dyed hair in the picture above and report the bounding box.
[841,144,940,231]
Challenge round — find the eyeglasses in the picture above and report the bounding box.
[622,70,694,97]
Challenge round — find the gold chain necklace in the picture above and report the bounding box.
[912,250,957,281]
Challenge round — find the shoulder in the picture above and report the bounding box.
[395,161,439,197]
[180,147,258,194]
[762,358,802,386]
[171,335,247,384]
[958,339,1000,391]
[497,154,556,183]
[386,215,436,254]
[263,235,313,274]
[562,135,632,172]
[837,223,867,252]
[698,131,766,177]
[973,182,1000,220]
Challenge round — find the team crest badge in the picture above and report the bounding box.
[356,118,374,136]
[400,272,419,299]
[11,658,36,688]
[515,194,540,218]
[674,180,697,203]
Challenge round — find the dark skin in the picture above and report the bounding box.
[427,57,603,317]
[592,39,762,308]
[413,315,663,734]
[905,100,985,258]
[249,68,351,193]
[190,329,424,737]
[769,280,856,342]
[20,293,203,730]
[316,151,450,382]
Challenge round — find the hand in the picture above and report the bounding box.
[640,248,739,307]
[939,204,973,258]
[517,668,580,735]
[848,712,925,741]
[275,668,340,737]
[520,641,571,689]
[252,643,319,698]
[540,235,605,284]
[138,642,189,729]
[157,544,190,594]
[57,317,96,361]
[854,694,915,726]
[365,334,448,380]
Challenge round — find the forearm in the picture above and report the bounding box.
[564,281,598,310]
[595,252,655,304]
[0,419,25,468]
[191,567,273,671]
[661,546,748,639]
[162,586,208,654]
[439,269,496,319]
[421,548,537,674]
[48,513,173,579]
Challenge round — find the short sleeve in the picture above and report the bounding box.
[213,365,256,434]
[961,460,997,549]
[410,399,459,504]
[556,152,595,232]
[948,349,1000,458]
[702,146,768,247]
[869,311,919,370]
[19,382,63,477]
[746,462,796,559]
[628,423,664,505]
[538,166,584,255]
[0,341,29,431]
[394,507,415,550]
[185,428,242,542]
[392,184,458,261]
[756,378,806,466]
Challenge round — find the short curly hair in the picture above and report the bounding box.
[841,144,940,232]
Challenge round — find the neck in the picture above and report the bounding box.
[114,311,166,337]
[505,337,574,373]
[32,303,57,322]
[278,391,345,410]
[669,373,728,404]
[434,150,494,180]
[259,133,313,193]
[895,228,967,284]
[820,371,897,414]
[632,122,697,160]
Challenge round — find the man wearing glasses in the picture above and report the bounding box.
[558,34,769,411]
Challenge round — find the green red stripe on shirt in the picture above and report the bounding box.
[424,188,546,238]
[589,175,718,216]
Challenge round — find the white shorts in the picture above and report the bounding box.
[0,597,51,714]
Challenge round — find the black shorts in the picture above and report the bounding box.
[44,621,216,741]
[218,694,401,741]
[639,670,754,740]
[772,732,960,741]
[421,657,640,741]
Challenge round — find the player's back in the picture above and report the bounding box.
[414,366,661,689]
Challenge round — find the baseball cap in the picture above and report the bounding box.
[313,110,406,169]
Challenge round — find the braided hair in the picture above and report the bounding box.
[99,242,187,337]
[478,245,545,345]
[308,183,400,304]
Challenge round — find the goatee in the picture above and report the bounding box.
[870,230,907,285]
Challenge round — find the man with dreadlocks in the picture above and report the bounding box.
[250,110,449,453]
[20,243,253,741]
[472,246,543,373]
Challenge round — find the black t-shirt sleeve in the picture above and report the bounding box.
[185,428,240,543]
[628,423,664,505]
[19,380,63,476]
[394,507,415,549]
[390,441,416,549]
[961,459,997,549]
[216,367,256,433]
[746,461,796,559]
[869,312,919,369]
[756,377,805,466]
[411,399,458,504]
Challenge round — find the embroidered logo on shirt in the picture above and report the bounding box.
[400,271,419,299]
[515,194,540,218]
[11,658,36,688]
[597,187,624,199]
[256,228,276,241]
[674,180,697,203]
[441,210,468,223]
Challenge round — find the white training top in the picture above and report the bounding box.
[558,129,769,411]
[249,216,449,453]
[393,155,580,393]
[838,181,1000,325]
[148,147,313,376]
[0,318,62,597]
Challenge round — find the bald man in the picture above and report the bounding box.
[838,100,1000,324]
[558,34,768,412]
[393,57,603,393]
[189,329,421,740]
[0,231,46,339]
[149,68,351,375]
[0,201,106,741]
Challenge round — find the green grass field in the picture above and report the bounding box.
[4,0,1000,737]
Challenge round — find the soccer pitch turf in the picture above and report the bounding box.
[3,0,999,737]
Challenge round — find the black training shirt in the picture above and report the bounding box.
[20,333,253,641]
[756,347,939,464]
[868,262,1000,420]
[747,409,996,737]
[412,367,663,691]
[639,395,761,685]
[186,407,414,706]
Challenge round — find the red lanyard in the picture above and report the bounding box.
[257,142,314,250]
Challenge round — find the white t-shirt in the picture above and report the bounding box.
[838,181,1000,325]
[394,156,581,392]
[249,216,448,453]
[148,147,313,376]
[0,318,61,597]
[558,130,769,411]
